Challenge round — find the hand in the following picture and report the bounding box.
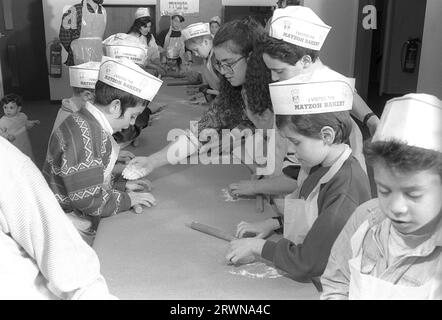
[7,134,15,142]
[123,156,155,180]
[225,238,265,265]
[148,102,166,114]
[366,115,380,136]
[126,179,153,192]
[229,180,257,197]
[128,192,156,209]
[118,150,135,163]
[236,219,277,239]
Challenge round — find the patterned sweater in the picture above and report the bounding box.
[43,107,131,218]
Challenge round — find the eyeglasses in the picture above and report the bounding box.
[214,56,245,74]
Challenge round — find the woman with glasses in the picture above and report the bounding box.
[122,17,266,180]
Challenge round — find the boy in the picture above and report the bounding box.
[226,75,371,285]
[52,61,99,133]
[0,136,115,299]
[43,57,162,241]
[321,93,442,299]
[182,22,220,103]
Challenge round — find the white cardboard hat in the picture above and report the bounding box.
[104,44,147,66]
[270,69,354,115]
[269,6,331,51]
[98,56,163,101]
[373,93,442,152]
[135,7,150,19]
[69,61,100,89]
[182,22,211,41]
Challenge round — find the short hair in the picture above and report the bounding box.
[1,93,23,108]
[275,111,352,144]
[185,34,213,47]
[72,87,95,95]
[94,80,149,117]
[364,140,442,179]
[262,35,320,65]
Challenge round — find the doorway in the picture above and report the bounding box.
[354,0,427,116]
[0,0,49,100]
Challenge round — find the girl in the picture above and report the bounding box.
[226,78,372,285]
[123,18,265,179]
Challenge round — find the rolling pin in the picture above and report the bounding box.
[133,204,143,214]
[189,221,236,242]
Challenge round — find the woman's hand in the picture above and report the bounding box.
[228,180,257,197]
[235,219,277,239]
[123,156,156,180]
[225,238,265,265]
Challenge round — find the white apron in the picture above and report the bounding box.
[283,145,352,244]
[71,1,106,65]
[348,221,442,300]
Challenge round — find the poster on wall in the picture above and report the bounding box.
[160,0,199,16]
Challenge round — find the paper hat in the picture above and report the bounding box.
[182,23,211,41]
[69,61,100,89]
[270,70,354,115]
[170,11,185,22]
[269,6,331,51]
[135,7,150,19]
[98,56,163,101]
[104,44,147,66]
[373,94,442,152]
[210,16,221,25]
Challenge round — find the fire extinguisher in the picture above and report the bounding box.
[401,38,421,73]
[48,38,62,78]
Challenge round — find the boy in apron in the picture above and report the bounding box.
[182,22,220,104]
[263,6,382,171]
[321,94,442,300]
[0,94,39,161]
[226,76,371,285]
[59,0,106,66]
[43,57,162,242]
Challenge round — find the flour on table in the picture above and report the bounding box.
[229,262,284,279]
[221,188,244,202]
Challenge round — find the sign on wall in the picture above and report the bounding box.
[160,0,199,16]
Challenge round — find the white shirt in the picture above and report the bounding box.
[0,137,116,299]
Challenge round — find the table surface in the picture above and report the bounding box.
[93,82,319,300]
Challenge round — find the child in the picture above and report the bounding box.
[103,26,166,148]
[52,62,99,133]
[226,76,372,285]
[0,93,39,160]
[0,135,116,299]
[263,6,382,170]
[123,18,264,180]
[209,16,221,36]
[43,57,162,241]
[228,49,299,199]
[321,93,442,300]
[182,22,220,103]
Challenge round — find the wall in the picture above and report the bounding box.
[42,0,223,100]
[417,0,442,99]
[381,0,426,94]
[304,0,359,77]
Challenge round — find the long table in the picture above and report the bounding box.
[93,82,319,300]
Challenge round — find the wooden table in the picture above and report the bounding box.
[93,82,319,300]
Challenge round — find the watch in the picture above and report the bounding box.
[363,112,376,128]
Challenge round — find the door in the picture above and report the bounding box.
[0,0,49,100]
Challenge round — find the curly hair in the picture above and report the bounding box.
[128,16,153,43]
[244,46,273,115]
[1,93,23,108]
[276,111,352,144]
[364,140,442,179]
[262,34,320,65]
[210,17,266,128]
